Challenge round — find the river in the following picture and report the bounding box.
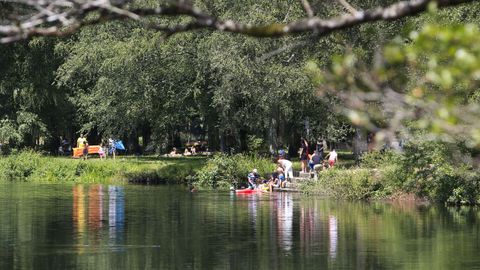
[0,183,479,269]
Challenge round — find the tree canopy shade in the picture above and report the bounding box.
[2,0,480,154]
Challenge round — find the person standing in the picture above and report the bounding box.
[77,134,86,148]
[108,138,116,159]
[83,141,89,160]
[300,138,309,173]
[325,149,338,168]
[76,134,88,159]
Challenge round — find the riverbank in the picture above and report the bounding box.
[0,150,206,184]
[2,148,479,205]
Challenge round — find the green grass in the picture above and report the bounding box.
[0,151,206,184]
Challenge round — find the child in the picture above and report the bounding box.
[278,171,287,188]
[82,141,89,160]
[325,149,338,168]
[98,144,106,160]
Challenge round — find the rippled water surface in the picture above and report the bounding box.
[1,183,479,269]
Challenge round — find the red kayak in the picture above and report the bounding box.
[234,188,260,194]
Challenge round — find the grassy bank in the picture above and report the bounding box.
[0,150,206,184]
[4,146,479,206]
[298,146,480,205]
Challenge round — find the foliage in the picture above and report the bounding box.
[311,21,480,148]
[395,141,480,204]
[0,151,205,183]
[360,150,401,169]
[194,153,274,189]
[300,168,385,200]
[0,150,41,181]
[246,135,265,154]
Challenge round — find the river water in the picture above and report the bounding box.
[0,183,479,269]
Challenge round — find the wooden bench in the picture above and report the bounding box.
[72,145,102,158]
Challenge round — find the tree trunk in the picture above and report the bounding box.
[353,127,368,165]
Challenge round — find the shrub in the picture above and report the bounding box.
[0,150,41,181]
[300,168,384,200]
[389,140,480,204]
[194,153,275,189]
[360,150,401,168]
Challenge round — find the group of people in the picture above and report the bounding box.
[167,145,207,157]
[242,139,339,191]
[166,146,197,157]
[246,166,288,193]
[76,134,118,160]
[299,138,338,173]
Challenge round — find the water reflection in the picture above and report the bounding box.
[276,192,293,252]
[72,185,86,237]
[4,184,480,269]
[88,185,103,240]
[108,186,125,245]
[72,185,125,251]
[328,215,338,259]
[300,202,320,256]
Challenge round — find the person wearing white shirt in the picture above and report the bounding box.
[325,149,338,168]
[277,158,293,180]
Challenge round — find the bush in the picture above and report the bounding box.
[383,140,480,205]
[0,150,41,181]
[300,168,385,200]
[0,151,206,184]
[194,153,274,189]
[360,150,401,168]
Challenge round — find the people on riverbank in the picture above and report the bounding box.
[309,150,322,173]
[247,168,260,189]
[77,134,87,148]
[82,141,89,160]
[108,138,116,159]
[300,138,309,173]
[276,156,293,180]
[76,134,89,160]
[268,171,279,191]
[325,149,338,168]
[98,143,106,160]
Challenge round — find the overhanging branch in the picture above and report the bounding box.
[0,0,476,43]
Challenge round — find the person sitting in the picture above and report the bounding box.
[168,147,181,157]
[266,172,280,192]
[258,179,271,192]
[247,168,260,190]
[184,148,192,156]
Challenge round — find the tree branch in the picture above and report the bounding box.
[0,0,475,43]
[300,0,314,17]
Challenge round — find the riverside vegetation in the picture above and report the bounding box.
[0,150,205,184]
[1,140,479,206]
[194,141,480,206]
